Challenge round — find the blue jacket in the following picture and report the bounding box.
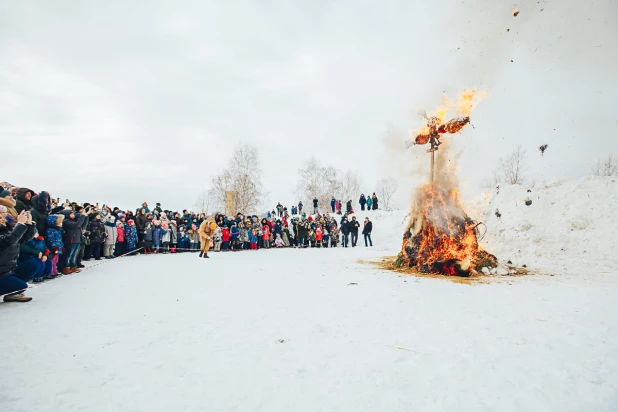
[45,216,65,254]
[230,226,240,241]
[151,226,163,246]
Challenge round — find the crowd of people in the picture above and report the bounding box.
[0,185,380,303]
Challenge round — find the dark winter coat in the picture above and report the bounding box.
[359,195,366,206]
[330,198,336,208]
[14,188,35,215]
[349,219,360,234]
[135,213,148,232]
[372,195,379,210]
[0,222,36,278]
[346,200,353,213]
[88,219,106,243]
[60,211,88,245]
[313,198,319,207]
[30,191,53,235]
[362,221,373,235]
[340,221,350,235]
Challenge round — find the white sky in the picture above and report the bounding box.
[2,0,617,212]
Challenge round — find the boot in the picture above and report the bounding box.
[33,277,45,283]
[77,264,86,268]
[204,254,210,258]
[70,267,81,273]
[61,267,72,275]
[199,251,204,258]
[3,293,32,303]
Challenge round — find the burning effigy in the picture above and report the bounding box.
[396,90,497,277]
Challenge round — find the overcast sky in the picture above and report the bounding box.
[1,0,617,212]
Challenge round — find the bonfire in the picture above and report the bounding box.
[397,90,497,277]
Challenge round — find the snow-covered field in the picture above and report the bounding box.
[1,178,617,412]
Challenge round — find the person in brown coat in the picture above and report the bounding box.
[198,217,216,259]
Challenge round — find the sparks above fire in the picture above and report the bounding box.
[397,90,497,277]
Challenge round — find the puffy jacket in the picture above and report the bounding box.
[60,211,88,244]
[14,188,35,215]
[349,219,360,233]
[45,215,65,254]
[230,226,240,241]
[30,191,52,235]
[19,237,48,262]
[88,219,106,243]
[104,218,118,245]
[0,222,36,278]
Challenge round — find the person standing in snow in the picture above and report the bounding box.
[330,197,336,213]
[313,197,319,214]
[371,193,379,210]
[366,195,373,211]
[362,217,373,247]
[298,201,303,215]
[349,216,360,247]
[359,194,367,211]
[340,216,350,248]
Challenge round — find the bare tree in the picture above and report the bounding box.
[295,158,364,211]
[338,170,362,205]
[500,145,528,185]
[591,155,618,176]
[376,177,398,211]
[208,143,264,214]
[481,166,503,188]
[193,190,212,215]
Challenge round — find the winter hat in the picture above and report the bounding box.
[0,205,7,213]
[0,190,11,198]
[128,219,135,225]
[91,211,100,219]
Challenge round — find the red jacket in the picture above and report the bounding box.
[222,228,230,242]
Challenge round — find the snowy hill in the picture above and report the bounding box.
[366,176,618,276]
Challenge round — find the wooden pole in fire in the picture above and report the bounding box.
[430,150,435,184]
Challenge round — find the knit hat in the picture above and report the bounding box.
[91,211,100,218]
[117,213,126,219]
[0,205,7,213]
[0,190,11,198]
[128,219,135,225]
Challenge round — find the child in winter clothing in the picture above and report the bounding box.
[274,233,284,248]
[213,226,222,252]
[250,229,258,250]
[19,233,52,282]
[125,219,138,254]
[315,226,323,248]
[151,220,164,253]
[221,226,230,251]
[104,216,118,258]
[44,215,65,274]
[230,223,240,251]
[169,220,178,253]
[188,224,200,252]
[262,225,270,249]
[115,220,125,256]
[161,222,171,253]
[177,225,189,252]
